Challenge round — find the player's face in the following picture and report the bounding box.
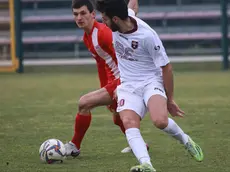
[73,6,95,29]
[101,13,119,32]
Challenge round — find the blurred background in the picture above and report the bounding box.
[0,0,229,72]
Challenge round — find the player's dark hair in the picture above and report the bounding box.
[72,0,94,13]
[96,0,128,20]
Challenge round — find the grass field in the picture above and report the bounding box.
[0,71,230,172]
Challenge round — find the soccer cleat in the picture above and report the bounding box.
[130,163,156,172]
[121,146,132,153]
[121,144,149,153]
[185,136,204,162]
[64,141,80,158]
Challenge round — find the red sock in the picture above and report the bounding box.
[71,113,92,149]
[113,115,126,134]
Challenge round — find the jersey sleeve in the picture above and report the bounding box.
[128,8,135,16]
[98,26,117,64]
[96,60,108,88]
[144,31,170,67]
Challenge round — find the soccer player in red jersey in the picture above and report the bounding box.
[65,0,140,157]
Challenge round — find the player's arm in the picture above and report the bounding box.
[83,37,108,88]
[128,0,139,15]
[144,32,171,96]
[96,61,108,88]
[144,32,184,117]
[98,27,117,64]
[162,63,184,117]
[161,63,173,102]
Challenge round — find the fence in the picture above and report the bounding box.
[0,0,229,72]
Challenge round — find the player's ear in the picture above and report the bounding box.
[91,10,96,18]
[112,16,119,23]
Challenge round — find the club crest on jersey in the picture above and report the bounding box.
[131,41,138,49]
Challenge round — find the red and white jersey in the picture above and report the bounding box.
[83,21,120,88]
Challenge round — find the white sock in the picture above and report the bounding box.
[126,128,152,166]
[162,118,189,145]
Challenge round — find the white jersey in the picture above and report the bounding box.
[112,9,170,84]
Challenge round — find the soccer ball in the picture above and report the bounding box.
[39,139,66,164]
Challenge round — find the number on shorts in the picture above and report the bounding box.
[118,99,125,107]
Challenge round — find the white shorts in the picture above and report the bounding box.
[116,80,167,118]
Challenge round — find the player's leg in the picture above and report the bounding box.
[120,110,155,172]
[106,81,137,153]
[66,87,113,157]
[109,101,150,154]
[117,88,156,172]
[105,79,126,134]
[107,100,126,134]
[144,82,203,162]
[113,112,126,133]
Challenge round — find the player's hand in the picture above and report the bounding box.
[167,100,185,117]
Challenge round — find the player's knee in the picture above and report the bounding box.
[78,95,92,112]
[121,116,139,129]
[152,115,168,129]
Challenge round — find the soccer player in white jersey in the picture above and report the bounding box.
[96,0,204,171]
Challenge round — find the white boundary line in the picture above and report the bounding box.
[1,56,229,67]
